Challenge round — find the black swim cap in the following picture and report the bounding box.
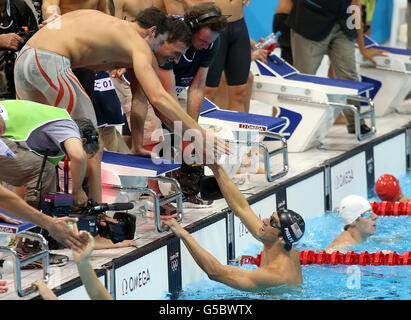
[277,209,305,249]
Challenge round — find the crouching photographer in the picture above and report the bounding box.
[0,0,38,97]
[0,100,136,264]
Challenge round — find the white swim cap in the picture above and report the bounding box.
[338,194,371,225]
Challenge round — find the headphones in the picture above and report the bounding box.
[185,11,222,31]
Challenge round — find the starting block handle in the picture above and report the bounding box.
[259,131,289,182]
[330,95,376,141]
[228,131,289,183]
[102,176,183,233]
[0,231,49,297]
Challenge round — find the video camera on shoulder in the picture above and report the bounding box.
[39,192,136,250]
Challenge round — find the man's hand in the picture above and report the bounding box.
[162,218,186,238]
[0,33,24,50]
[252,48,268,63]
[0,281,8,294]
[110,68,127,79]
[0,212,22,225]
[203,129,231,165]
[72,225,95,266]
[73,188,88,208]
[360,47,388,65]
[46,216,87,252]
[39,13,61,29]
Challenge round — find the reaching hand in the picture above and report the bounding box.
[162,218,186,238]
[47,216,88,252]
[73,188,88,208]
[360,47,388,65]
[0,212,22,225]
[72,223,95,265]
[0,281,8,294]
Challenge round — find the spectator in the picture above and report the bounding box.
[156,3,228,209]
[286,0,386,135]
[0,0,38,97]
[0,100,100,208]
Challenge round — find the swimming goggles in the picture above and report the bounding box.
[360,210,373,219]
[270,215,281,230]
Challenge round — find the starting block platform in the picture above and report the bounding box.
[101,152,183,232]
[251,53,376,152]
[356,34,411,116]
[0,210,49,297]
[198,98,289,182]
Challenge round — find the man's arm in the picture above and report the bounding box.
[187,67,208,121]
[164,219,284,291]
[72,225,113,300]
[352,0,386,64]
[209,164,263,241]
[0,185,85,251]
[63,138,88,207]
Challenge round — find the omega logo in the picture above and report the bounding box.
[121,268,151,296]
[334,169,354,190]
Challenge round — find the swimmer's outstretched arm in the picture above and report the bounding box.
[72,224,113,300]
[208,164,262,241]
[163,219,285,291]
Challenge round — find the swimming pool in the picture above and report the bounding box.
[163,172,411,300]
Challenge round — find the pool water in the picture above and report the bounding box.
[165,171,411,300]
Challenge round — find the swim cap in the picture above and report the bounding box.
[375,174,401,201]
[277,209,305,248]
[339,195,371,225]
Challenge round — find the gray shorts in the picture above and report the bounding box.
[14,44,97,126]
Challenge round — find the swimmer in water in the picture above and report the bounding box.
[326,194,378,253]
[375,174,411,203]
[163,162,305,291]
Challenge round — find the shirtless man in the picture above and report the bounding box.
[205,0,252,113]
[164,162,305,290]
[14,9,225,159]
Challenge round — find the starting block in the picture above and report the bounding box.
[0,209,49,297]
[198,98,289,182]
[356,34,411,116]
[101,152,183,232]
[250,53,376,152]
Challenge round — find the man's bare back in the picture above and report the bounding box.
[27,10,149,70]
[42,0,111,18]
[114,0,153,20]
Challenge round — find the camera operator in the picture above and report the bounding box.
[0,0,38,97]
[0,99,100,208]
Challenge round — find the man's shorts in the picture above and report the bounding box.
[206,18,251,87]
[14,44,97,126]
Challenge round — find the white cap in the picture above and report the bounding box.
[338,195,371,225]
